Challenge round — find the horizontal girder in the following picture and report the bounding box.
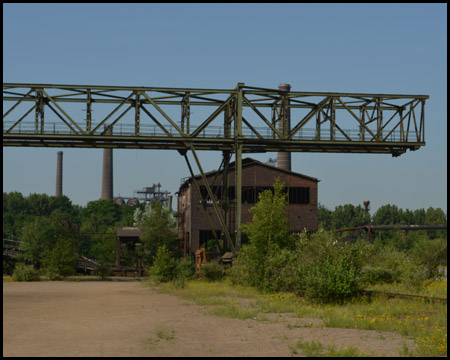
[3,83,428,156]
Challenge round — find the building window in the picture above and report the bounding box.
[199,186,223,203]
[242,186,255,204]
[199,230,221,249]
[289,187,310,204]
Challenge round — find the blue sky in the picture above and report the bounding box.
[3,3,447,214]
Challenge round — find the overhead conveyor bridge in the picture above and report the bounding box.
[3,82,429,253]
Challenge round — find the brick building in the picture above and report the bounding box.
[177,158,319,256]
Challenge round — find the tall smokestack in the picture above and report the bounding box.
[101,125,113,200]
[277,83,291,171]
[56,151,63,196]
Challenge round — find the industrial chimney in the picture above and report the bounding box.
[277,83,291,171]
[363,200,370,214]
[101,125,113,200]
[56,151,63,196]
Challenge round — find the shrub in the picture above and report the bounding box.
[12,263,40,281]
[295,229,367,303]
[149,245,177,283]
[228,244,259,287]
[173,258,194,288]
[264,248,298,293]
[94,260,112,280]
[410,236,447,279]
[198,261,223,282]
[361,266,395,285]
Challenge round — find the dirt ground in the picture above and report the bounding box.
[3,280,416,357]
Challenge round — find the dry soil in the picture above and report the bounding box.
[3,279,415,357]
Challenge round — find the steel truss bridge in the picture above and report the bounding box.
[3,83,428,254]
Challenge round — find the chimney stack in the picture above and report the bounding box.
[363,200,370,214]
[101,125,113,200]
[56,151,63,196]
[277,83,291,171]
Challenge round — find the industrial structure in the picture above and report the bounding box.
[55,151,63,196]
[177,157,318,257]
[3,82,428,255]
[114,183,173,209]
[101,125,114,200]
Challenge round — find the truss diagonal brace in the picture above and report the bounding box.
[186,143,236,255]
[182,152,222,251]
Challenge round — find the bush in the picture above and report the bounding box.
[295,229,367,303]
[198,261,223,281]
[410,237,447,279]
[149,245,177,283]
[94,260,112,280]
[361,266,395,285]
[228,244,259,287]
[365,246,409,283]
[264,248,298,293]
[12,263,40,281]
[173,258,194,288]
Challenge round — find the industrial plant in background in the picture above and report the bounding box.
[114,183,173,209]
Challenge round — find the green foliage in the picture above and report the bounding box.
[149,245,177,283]
[227,244,256,287]
[18,217,55,269]
[81,200,122,230]
[198,262,223,282]
[330,204,370,229]
[318,204,333,230]
[12,263,40,281]
[240,177,294,290]
[42,235,78,280]
[94,260,113,279]
[18,216,78,279]
[172,258,194,288]
[410,236,447,278]
[295,229,367,303]
[263,248,298,293]
[138,201,178,265]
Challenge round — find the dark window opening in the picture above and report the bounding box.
[289,187,310,204]
[199,230,221,250]
[242,186,255,204]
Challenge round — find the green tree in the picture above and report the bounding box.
[240,177,294,290]
[82,200,121,229]
[18,217,56,269]
[331,204,370,229]
[3,191,29,239]
[27,193,52,216]
[137,201,178,265]
[19,217,78,278]
[43,235,78,280]
[149,244,177,282]
[318,204,333,230]
[424,207,447,239]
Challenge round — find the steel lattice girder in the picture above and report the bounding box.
[3,83,427,156]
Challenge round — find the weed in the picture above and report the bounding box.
[156,329,176,341]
